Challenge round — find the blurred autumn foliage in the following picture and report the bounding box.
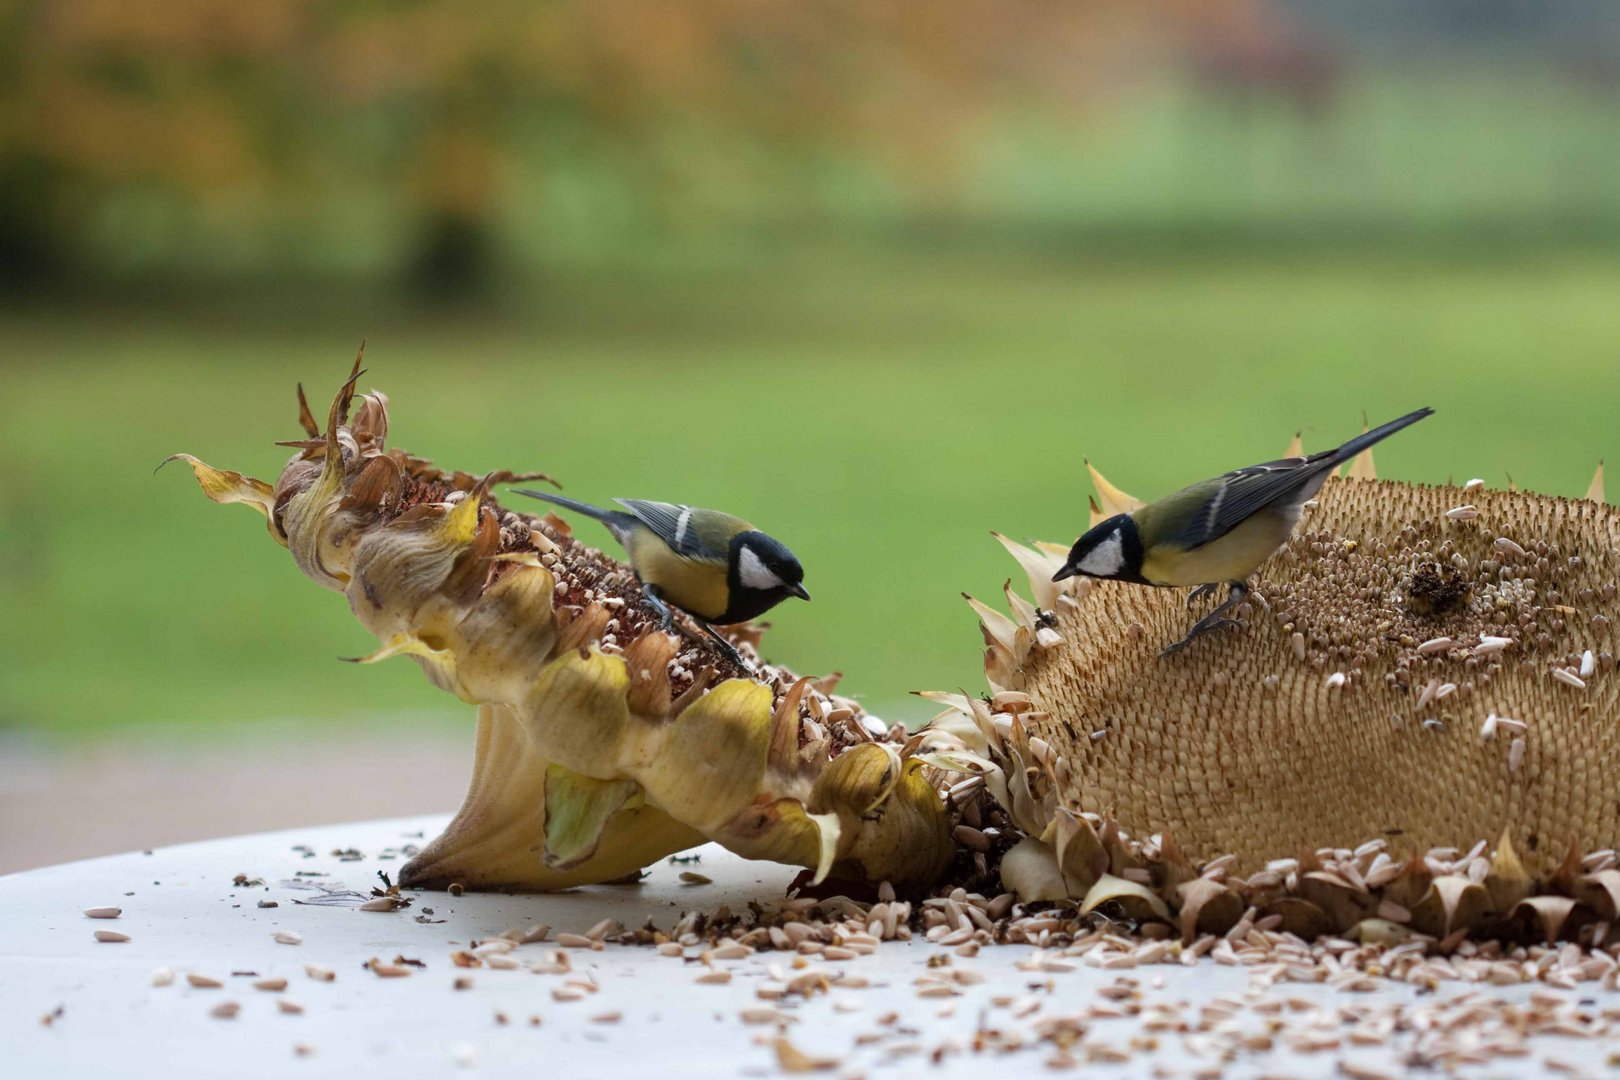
[0,0,1250,288]
[8,0,1619,292]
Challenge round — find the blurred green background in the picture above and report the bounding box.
[4,0,1620,743]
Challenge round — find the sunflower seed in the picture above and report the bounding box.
[1550,668,1586,690]
[273,930,302,945]
[1509,737,1526,773]
[83,907,122,919]
[94,930,129,943]
[209,1001,240,1020]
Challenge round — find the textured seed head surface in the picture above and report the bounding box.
[1022,477,1619,873]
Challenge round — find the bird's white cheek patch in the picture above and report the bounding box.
[737,546,784,590]
[1077,533,1125,577]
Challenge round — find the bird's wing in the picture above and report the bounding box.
[1166,457,1333,551]
[613,499,728,564]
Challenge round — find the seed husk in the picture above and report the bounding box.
[83,907,122,919]
[93,930,129,943]
[1550,668,1586,690]
[774,1037,838,1073]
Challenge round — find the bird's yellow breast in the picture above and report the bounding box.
[1139,509,1297,587]
[626,527,731,621]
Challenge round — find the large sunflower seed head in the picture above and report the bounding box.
[1014,474,1618,873]
[938,459,1619,942]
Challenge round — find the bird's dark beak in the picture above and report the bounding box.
[788,583,810,601]
[1051,565,1077,582]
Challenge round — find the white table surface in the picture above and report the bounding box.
[3,815,1613,1079]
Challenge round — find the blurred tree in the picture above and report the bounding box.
[0,0,1242,291]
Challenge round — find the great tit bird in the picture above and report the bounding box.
[1053,407,1434,656]
[513,491,809,665]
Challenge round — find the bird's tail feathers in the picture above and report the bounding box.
[511,490,628,527]
[1328,407,1434,466]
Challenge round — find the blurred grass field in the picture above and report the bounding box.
[3,246,1617,738]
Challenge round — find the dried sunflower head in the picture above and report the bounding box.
[172,362,952,893]
[935,451,1619,942]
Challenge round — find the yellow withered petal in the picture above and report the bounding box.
[1507,895,1578,943]
[163,454,283,544]
[999,837,1068,902]
[1283,431,1304,458]
[542,766,642,870]
[991,532,1064,610]
[343,631,468,701]
[652,680,772,833]
[400,706,703,891]
[1080,873,1170,922]
[1085,459,1143,523]
[1587,460,1605,504]
[1574,869,1620,921]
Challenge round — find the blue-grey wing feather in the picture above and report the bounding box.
[614,499,725,562]
[1167,457,1334,550]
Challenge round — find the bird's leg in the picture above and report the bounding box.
[1160,582,1249,657]
[699,622,753,672]
[1185,583,1221,610]
[642,583,676,633]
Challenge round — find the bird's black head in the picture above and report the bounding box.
[724,530,809,621]
[1053,514,1146,584]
